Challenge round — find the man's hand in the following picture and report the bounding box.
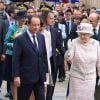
[64,60,67,71]
[44,73,49,85]
[0,54,6,61]
[14,77,21,87]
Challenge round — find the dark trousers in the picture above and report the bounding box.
[57,54,65,79]
[0,61,4,87]
[66,64,71,97]
[18,81,45,100]
[46,72,57,100]
[46,57,58,100]
[95,76,100,100]
[7,81,11,93]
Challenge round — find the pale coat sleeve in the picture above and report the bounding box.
[64,39,75,61]
[96,42,100,77]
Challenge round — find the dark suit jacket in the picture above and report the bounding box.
[62,20,77,40]
[0,19,6,55]
[5,19,10,33]
[49,27,65,72]
[5,19,17,33]
[92,25,100,42]
[12,32,48,84]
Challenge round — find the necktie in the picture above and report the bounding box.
[67,21,70,34]
[33,35,38,52]
[67,21,69,28]
[93,28,97,39]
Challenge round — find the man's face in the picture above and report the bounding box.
[55,4,62,12]
[0,2,5,11]
[47,13,55,26]
[88,17,99,28]
[28,17,40,34]
[65,12,72,20]
[27,9,34,16]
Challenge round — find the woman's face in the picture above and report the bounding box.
[18,17,26,25]
[79,33,91,43]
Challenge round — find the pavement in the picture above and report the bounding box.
[0,73,69,100]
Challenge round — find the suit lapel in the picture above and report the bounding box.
[5,20,9,32]
[50,27,55,48]
[24,33,38,53]
[97,25,100,41]
[37,34,42,55]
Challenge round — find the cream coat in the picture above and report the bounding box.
[65,38,100,80]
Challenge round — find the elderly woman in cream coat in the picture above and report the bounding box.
[64,23,100,100]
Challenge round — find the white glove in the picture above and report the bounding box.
[67,39,72,50]
[98,78,100,86]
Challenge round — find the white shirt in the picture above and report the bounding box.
[58,23,67,39]
[27,30,38,48]
[43,29,52,58]
[95,24,99,35]
[9,20,16,26]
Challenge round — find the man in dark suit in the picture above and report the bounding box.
[0,19,6,100]
[41,11,65,100]
[54,12,67,82]
[4,5,16,98]
[89,13,100,100]
[12,16,48,100]
[0,1,7,20]
[64,9,77,48]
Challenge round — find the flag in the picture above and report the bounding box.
[45,0,60,2]
[45,0,79,3]
[69,0,79,3]
[61,0,68,3]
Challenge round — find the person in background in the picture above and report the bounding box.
[88,12,100,100]
[0,19,6,100]
[0,1,7,20]
[4,10,27,100]
[64,23,100,100]
[89,7,96,14]
[64,9,77,45]
[27,7,35,16]
[4,4,17,99]
[54,12,66,82]
[41,11,65,100]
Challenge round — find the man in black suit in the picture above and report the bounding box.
[12,16,48,100]
[41,11,65,100]
[4,5,16,98]
[89,13,100,100]
[64,9,77,47]
[0,1,7,20]
[0,19,6,100]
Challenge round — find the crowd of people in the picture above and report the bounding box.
[0,0,100,100]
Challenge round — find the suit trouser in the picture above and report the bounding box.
[17,81,45,100]
[0,61,4,87]
[57,54,65,79]
[95,76,100,100]
[7,81,11,93]
[46,57,58,100]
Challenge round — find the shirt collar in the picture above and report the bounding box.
[27,29,33,38]
[95,24,99,31]
[27,29,37,38]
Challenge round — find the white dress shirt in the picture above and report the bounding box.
[27,30,38,48]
